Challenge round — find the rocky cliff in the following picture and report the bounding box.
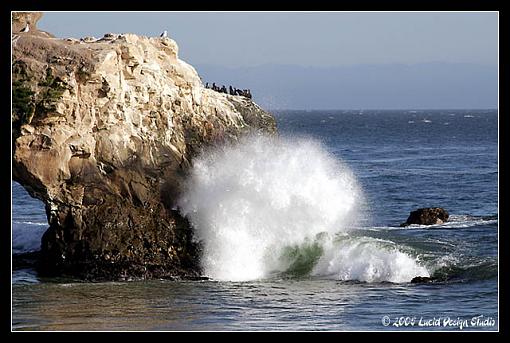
[12,13,277,280]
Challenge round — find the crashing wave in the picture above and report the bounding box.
[178,135,430,282]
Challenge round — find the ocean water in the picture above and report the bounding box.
[12,109,498,331]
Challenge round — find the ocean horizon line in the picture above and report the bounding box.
[268,108,498,112]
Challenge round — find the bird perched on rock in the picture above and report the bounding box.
[21,24,29,33]
[160,30,168,38]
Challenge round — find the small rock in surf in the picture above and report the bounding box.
[400,207,449,226]
[410,276,438,284]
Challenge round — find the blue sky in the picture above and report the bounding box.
[38,12,498,68]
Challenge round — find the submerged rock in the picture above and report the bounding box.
[400,207,449,227]
[410,276,438,284]
[12,12,277,281]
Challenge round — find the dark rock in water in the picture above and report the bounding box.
[186,276,210,281]
[411,276,438,284]
[400,207,449,226]
[12,13,277,281]
[13,251,40,270]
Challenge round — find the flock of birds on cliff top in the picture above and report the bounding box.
[205,83,253,99]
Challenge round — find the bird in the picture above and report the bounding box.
[21,24,29,33]
[160,30,168,38]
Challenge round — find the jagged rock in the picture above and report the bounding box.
[401,207,449,226]
[12,13,277,281]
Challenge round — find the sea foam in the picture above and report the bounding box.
[178,134,429,282]
[312,235,429,282]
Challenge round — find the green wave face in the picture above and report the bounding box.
[279,240,324,278]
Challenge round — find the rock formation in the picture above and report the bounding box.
[12,13,277,280]
[401,207,449,227]
[12,12,53,38]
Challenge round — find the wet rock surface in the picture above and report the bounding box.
[401,207,449,227]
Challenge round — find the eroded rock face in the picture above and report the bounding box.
[12,13,277,280]
[401,207,449,226]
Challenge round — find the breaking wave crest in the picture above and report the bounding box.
[178,135,430,282]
